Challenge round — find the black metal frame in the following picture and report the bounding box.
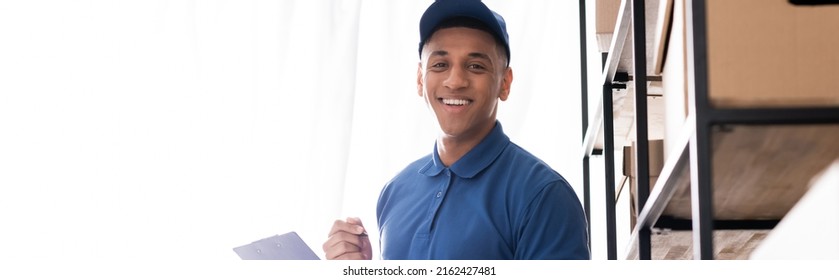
[578,0,592,253]
[686,0,839,259]
[685,0,714,259]
[580,0,839,260]
[603,81,618,260]
[579,0,652,260]
[630,0,652,260]
[654,216,780,231]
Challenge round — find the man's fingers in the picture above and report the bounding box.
[328,219,365,237]
[331,251,368,260]
[323,231,364,250]
[323,217,371,260]
[346,217,364,227]
[324,240,362,259]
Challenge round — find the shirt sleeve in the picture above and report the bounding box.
[515,180,591,260]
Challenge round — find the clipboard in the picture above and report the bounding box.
[233,231,320,260]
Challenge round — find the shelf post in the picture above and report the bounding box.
[686,0,715,260]
[604,81,617,260]
[578,0,592,253]
[631,0,652,260]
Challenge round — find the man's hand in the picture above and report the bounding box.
[322,217,372,260]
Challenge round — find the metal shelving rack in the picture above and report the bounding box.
[580,0,653,260]
[580,0,839,260]
[679,0,839,259]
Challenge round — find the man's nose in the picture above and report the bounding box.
[443,66,469,90]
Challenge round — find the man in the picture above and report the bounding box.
[323,0,590,260]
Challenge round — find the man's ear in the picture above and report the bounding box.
[499,67,513,101]
[416,62,424,97]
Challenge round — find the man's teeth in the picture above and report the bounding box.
[442,99,470,106]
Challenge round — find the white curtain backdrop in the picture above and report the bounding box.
[0,0,590,261]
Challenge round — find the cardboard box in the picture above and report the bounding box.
[623,139,665,179]
[596,0,622,52]
[624,139,664,229]
[705,0,839,108]
[596,0,622,34]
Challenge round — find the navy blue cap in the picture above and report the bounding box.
[419,0,510,66]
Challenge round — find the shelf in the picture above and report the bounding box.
[637,122,839,220]
[625,123,839,259]
[684,123,839,220]
[598,0,664,83]
[582,0,839,260]
[625,121,839,259]
[582,0,669,157]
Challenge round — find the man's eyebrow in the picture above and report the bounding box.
[428,50,493,64]
[468,52,491,61]
[430,50,448,57]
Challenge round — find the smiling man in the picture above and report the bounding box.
[323,0,590,260]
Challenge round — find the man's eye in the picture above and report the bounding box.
[468,64,486,70]
[431,62,447,68]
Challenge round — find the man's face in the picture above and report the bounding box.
[417,27,512,142]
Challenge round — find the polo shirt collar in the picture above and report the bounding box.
[419,121,510,178]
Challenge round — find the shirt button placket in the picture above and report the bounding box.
[434,170,452,207]
[426,169,453,233]
[436,170,450,200]
[440,169,452,199]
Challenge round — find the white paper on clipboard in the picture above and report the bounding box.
[233,231,320,260]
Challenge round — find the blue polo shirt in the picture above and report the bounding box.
[376,122,590,260]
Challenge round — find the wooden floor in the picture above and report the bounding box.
[626,229,770,260]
